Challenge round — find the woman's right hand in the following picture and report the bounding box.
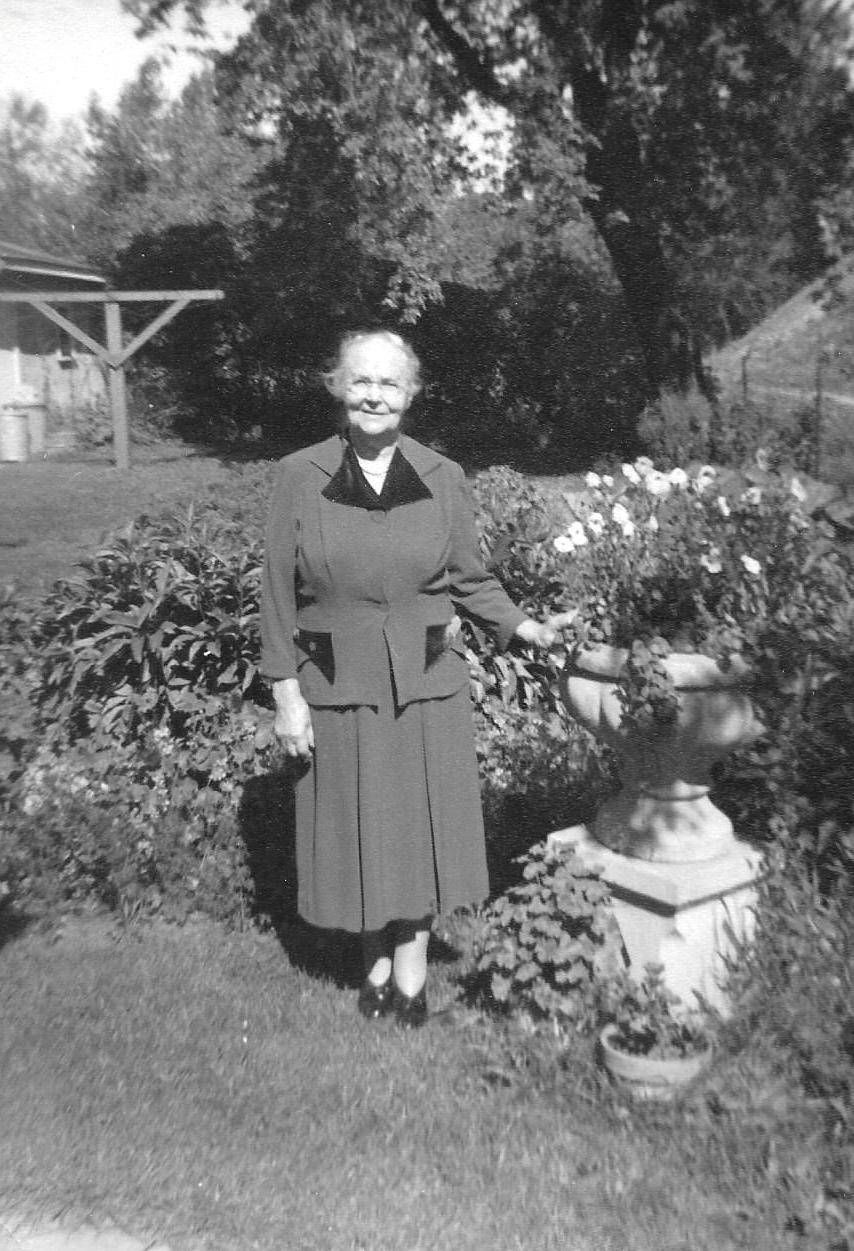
[272,679,315,759]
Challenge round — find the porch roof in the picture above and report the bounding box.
[0,239,105,286]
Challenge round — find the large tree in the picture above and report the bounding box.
[123,0,854,397]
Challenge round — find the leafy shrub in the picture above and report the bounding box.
[3,707,274,923]
[470,839,622,1026]
[475,700,616,888]
[637,388,828,476]
[27,507,265,744]
[719,862,854,1240]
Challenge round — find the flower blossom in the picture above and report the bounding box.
[790,477,807,503]
[694,465,716,494]
[645,470,672,498]
[647,515,660,532]
[586,511,606,537]
[634,457,654,478]
[716,495,731,518]
[668,468,689,489]
[620,520,636,538]
[700,546,723,574]
[585,471,602,489]
[740,554,762,577]
[553,534,575,553]
[741,486,763,506]
[602,474,614,488]
[567,521,588,547]
[755,447,770,472]
[611,501,631,526]
[621,463,641,485]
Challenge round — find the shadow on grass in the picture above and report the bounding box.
[0,901,31,952]
[238,770,355,987]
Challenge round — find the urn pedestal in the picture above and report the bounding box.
[554,646,766,1014]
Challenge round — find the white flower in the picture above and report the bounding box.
[647,514,660,532]
[602,474,614,488]
[634,456,655,478]
[790,477,807,502]
[700,546,723,574]
[694,465,717,494]
[740,554,762,577]
[741,486,763,506]
[668,467,689,489]
[586,511,606,537]
[716,495,731,518]
[585,471,602,489]
[22,792,45,816]
[621,463,641,485]
[567,521,588,547]
[755,447,770,472]
[611,501,631,526]
[620,521,636,538]
[553,534,574,553]
[645,470,672,498]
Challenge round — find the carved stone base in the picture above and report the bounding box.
[547,824,764,1015]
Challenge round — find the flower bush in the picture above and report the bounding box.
[485,454,852,729]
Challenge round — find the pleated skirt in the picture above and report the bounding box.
[294,666,489,933]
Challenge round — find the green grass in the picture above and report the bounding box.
[0,442,235,599]
[0,912,829,1251]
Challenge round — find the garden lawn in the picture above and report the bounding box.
[0,913,821,1251]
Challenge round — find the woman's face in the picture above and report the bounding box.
[340,338,414,443]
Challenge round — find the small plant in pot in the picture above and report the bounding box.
[598,963,714,1100]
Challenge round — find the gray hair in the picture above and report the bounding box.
[322,329,422,400]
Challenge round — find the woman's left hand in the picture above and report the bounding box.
[514,610,577,650]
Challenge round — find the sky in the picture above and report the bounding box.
[0,0,251,123]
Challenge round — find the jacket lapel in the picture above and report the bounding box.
[319,436,434,510]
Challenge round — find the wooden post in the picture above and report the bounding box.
[0,288,222,470]
[104,300,130,470]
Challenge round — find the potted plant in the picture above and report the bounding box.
[598,963,714,1100]
[485,454,843,861]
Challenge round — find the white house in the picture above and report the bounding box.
[0,239,107,427]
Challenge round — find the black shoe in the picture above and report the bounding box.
[357,977,394,1021]
[392,984,428,1029]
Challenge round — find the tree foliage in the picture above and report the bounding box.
[120,0,854,397]
[0,95,88,254]
[7,0,853,463]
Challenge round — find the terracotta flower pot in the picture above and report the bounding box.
[560,645,764,862]
[599,1023,712,1101]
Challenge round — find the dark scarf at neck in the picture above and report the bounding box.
[321,439,433,510]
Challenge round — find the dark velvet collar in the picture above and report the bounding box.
[321,441,433,510]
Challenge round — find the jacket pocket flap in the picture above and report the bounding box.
[296,629,335,683]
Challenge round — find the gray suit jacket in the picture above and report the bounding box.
[260,434,525,707]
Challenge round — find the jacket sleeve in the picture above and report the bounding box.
[446,463,527,651]
[259,459,300,680]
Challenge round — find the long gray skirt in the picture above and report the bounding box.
[294,670,489,933]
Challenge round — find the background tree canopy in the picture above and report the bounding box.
[4,0,854,466]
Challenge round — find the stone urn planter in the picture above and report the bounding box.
[598,1023,713,1101]
[560,645,765,863]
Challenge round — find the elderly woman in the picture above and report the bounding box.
[260,330,564,1028]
